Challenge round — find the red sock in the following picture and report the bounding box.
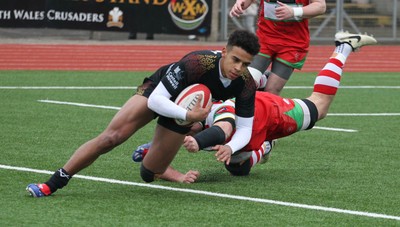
[313,57,344,95]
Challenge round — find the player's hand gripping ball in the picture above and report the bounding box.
[174,83,212,126]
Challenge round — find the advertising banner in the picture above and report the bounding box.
[0,0,212,35]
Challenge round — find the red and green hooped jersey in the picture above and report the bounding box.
[257,0,310,50]
[205,91,317,151]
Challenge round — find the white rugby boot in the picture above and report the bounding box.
[335,31,377,51]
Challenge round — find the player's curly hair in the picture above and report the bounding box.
[227,29,260,56]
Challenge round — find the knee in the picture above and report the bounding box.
[230,151,252,164]
[97,132,123,152]
[140,163,155,183]
[224,159,251,176]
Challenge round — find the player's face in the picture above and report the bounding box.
[221,46,253,80]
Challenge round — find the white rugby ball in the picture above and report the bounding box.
[174,83,212,126]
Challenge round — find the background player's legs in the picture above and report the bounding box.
[248,55,271,89]
[264,61,294,95]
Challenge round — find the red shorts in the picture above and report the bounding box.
[259,43,308,70]
[241,92,301,151]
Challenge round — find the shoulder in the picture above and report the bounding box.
[234,71,257,99]
[181,50,221,60]
[180,50,221,71]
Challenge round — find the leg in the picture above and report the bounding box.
[228,140,274,167]
[264,60,294,95]
[128,32,137,40]
[307,31,377,120]
[141,124,186,181]
[250,140,275,165]
[64,95,154,175]
[248,54,271,89]
[146,33,154,40]
[27,95,155,197]
[225,158,251,176]
[263,73,287,95]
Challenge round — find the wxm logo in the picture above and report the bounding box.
[168,0,209,31]
[170,0,207,20]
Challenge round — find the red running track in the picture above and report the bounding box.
[0,43,399,72]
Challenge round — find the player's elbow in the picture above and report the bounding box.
[317,1,326,14]
[310,0,326,16]
[320,5,326,14]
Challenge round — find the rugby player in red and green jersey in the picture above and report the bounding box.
[230,0,326,95]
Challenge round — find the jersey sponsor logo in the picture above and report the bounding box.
[166,66,183,89]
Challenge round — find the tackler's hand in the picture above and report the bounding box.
[183,136,200,153]
[214,144,233,165]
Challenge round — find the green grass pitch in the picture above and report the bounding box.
[1,70,399,226]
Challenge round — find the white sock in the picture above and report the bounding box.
[334,43,352,64]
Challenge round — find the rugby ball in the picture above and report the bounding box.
[174,83,212,126]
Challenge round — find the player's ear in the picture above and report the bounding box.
[221,47,227,57]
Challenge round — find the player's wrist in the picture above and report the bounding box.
[185,110,194,121]
[194,126,226,150]
[292,7,303,19]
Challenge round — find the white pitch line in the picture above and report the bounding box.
[37,100,400,118]
[38,99,121,110]
[1,164,399,221]
[328,113,400,116]
[38,99,359,133]
[313,126,358,132]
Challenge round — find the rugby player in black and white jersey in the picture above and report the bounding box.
[27,30,260,197]
[132,31,378,183]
